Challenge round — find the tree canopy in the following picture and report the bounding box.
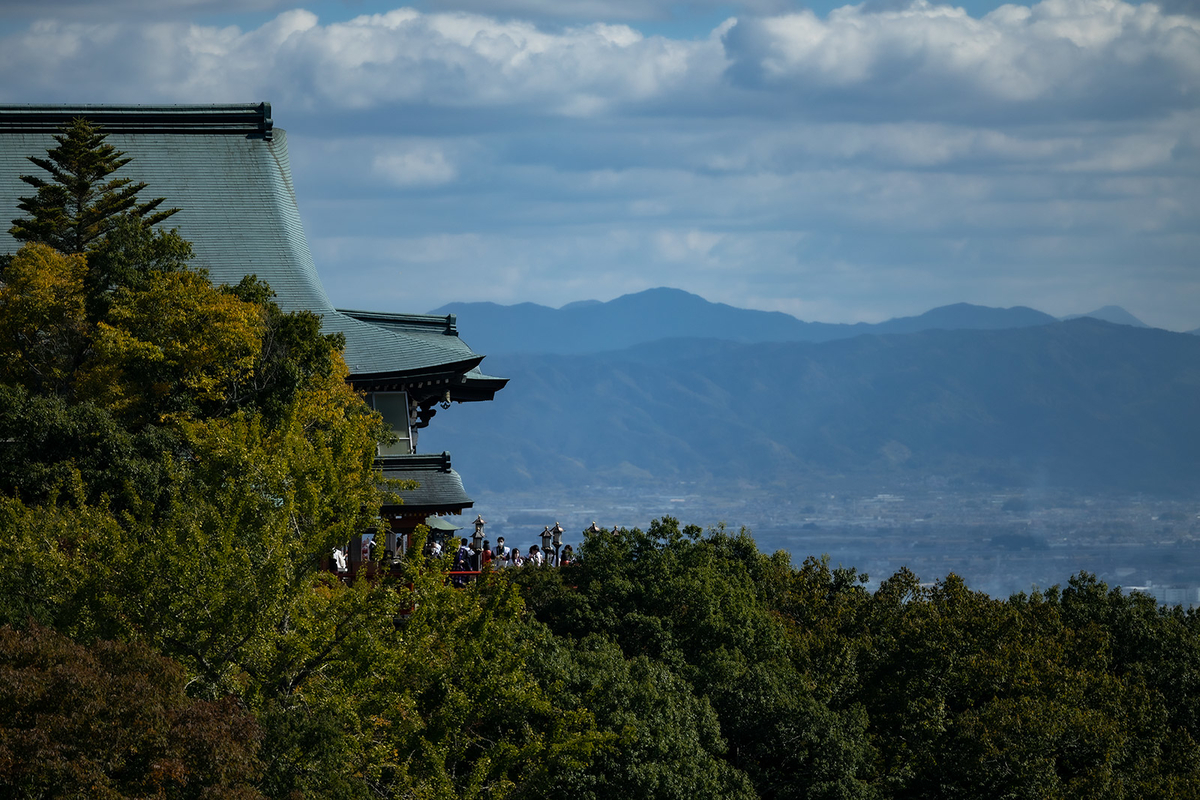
[4,119,1200,800]
[10,116,177,254]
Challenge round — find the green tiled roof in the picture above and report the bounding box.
[0,104,503,385]
[380,452,473,515]
[424,516,462,532]
[339,310,508,399]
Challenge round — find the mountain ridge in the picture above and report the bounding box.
[422,318,1200,496]
[1061,305,1149,327]
[433,288,1172,355]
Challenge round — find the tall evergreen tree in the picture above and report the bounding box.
[9,117,178,254]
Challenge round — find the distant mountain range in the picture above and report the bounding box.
[1061,305,1149,328]
[422,317,1200,496]
[433,289,1177,355]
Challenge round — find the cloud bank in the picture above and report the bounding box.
[6,1,1196,117]
[0,0,1196,328]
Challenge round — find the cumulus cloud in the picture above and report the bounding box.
[372,141,459,186]
[0,0,1195,124]
[725,0,1200,120]
[0,1,1195,328]
[654,228,724,262]
[0,8,726,116]
[422,0,794,20]
[289,104,1198,326]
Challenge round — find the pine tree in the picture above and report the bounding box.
[9,117,178,254]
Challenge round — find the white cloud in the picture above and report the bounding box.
[0,1,1196,329]
[654,228,724,261]
[0,0,1194,121]
[423,0,793,20]
[726,0,1200,117]
[373,142,459,186]
[0,7,725,114]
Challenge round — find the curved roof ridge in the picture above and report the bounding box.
[0,103,505,390]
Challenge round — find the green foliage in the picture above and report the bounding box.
[82,213,193,321]
[0,384,185,513]
[507,520,1200,800]
[5,121,1200,800]
[10,116,177,254]
[221,274,347,421]
[850,570,1200,798]
[529,632,757,800]
[514,519,878,800]
[0,125,406,797]
[0,243,89,396]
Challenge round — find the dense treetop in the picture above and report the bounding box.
[3,119,1200,800]
[10,117,177,255]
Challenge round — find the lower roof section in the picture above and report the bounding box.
[338,309,506,399]
[379,452,473,518]
[454,367,510,403]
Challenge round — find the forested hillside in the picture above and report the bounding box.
[425,320,1200,493]
[5,120,1200,799]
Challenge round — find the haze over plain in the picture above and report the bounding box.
[0,0,1195,330]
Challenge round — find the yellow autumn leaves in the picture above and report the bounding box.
[0,243,89,396]
[2,242,264,423]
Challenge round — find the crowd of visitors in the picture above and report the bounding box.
[444,535,575,585]
[332,520,591,583]
[450,537,575,572]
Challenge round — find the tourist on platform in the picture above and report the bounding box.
[560,545,573,567]
[452,543,472,587]
[494,536,509,565]
[510,548,524,567]
[529,545,544,566]
[481,540,493,568]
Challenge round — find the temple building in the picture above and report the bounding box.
[0,103,505,561]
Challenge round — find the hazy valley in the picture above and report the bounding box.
[424,289,1200,598]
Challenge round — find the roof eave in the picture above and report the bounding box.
[450,376,510,403]
[347,356,485,387]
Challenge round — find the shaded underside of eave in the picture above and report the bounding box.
[346,359,484,389]
[451,369,509,402]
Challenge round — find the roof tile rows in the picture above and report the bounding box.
[0,104,502,384]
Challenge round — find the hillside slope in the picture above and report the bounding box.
[434,289,1057,355]
[422,319,1200,494]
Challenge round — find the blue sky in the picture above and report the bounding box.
[0,0,1197,329]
